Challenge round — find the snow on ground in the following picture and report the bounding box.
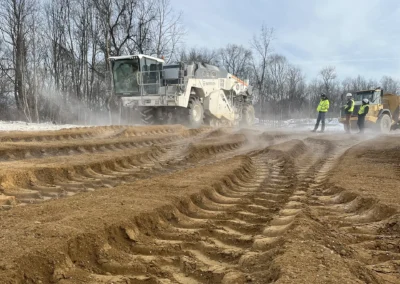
[0,118,344,133]
[0,119,398,136]
[0,121,85,132]
[255,117,344,132]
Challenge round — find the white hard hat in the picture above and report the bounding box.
[362,98,369,104]
[346,93,352,97]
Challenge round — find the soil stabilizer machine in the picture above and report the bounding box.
[339,87,400,133]
[107,54,255,128]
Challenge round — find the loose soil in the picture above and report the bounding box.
[0,125,398,283]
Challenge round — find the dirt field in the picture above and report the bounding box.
[0,125,399,284]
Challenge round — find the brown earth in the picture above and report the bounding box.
[0,125,399,283]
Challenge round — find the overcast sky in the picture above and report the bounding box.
[171,0,400,81]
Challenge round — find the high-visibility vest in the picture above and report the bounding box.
[317,99,329,112]
[358,104,368,115]
[348,99,354,112]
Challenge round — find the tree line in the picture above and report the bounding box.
[0,0,398,124]
[0,0,184,123]
[177,28,400,121]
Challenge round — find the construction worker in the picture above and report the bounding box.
[357,98,369,133]
[343,93,355,133]
[311,93,330,132]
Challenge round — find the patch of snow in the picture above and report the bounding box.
[0,121,87,132]
[255,118,344,132]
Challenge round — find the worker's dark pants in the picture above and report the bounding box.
[357,115,366,133]
[313,112,326,131]
[344,114,351,133]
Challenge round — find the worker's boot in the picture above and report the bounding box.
[318,124,325,133]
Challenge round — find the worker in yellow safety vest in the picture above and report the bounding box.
[311,93,330,133]
[357,98,370,134]
[343,93,355,133]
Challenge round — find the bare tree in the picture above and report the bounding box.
[341,75,378,96]
[319,66,336,95]
[219,44,252,79]
[130,0,155,54]
[306,79,323,118]
[151,0,185,62]
[319,66,341,115]
[178,47,220,65]
[0,0,37,121]
[350,75,368,92]
[262,54,288,122]
[380,76,399,94]
[267,54,288,101]
[2,1,398,125]
[251,24,274,117]
[286,65,306,116]
[93,0,139,61]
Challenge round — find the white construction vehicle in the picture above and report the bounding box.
[107,54,255,128]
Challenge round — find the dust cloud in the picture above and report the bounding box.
[38,86,143,126]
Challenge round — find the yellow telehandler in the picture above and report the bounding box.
[339,88,400,133]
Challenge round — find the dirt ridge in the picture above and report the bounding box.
[0,126,398,283]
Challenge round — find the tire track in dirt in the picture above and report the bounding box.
[45,139,311,284]
[296,136,400,283]
[2,128,394,283]
[0,128,397,283]
[236,138,337,283]
[0,125,184,143]
[0,143,260,283]
[0,125,203,162]
[0,128,298,208]
[0,134,181,162]
[312,189,400,283]
[0,128,213,206]
[234,135,373,283]
[185,130,307,170]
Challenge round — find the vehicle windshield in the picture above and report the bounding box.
[354,92,373,102]
[112,59,140,95]
[354,90,381,104]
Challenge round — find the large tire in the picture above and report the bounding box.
[377,114,391,134]
[187,97,204,128]
[241,104,255,126]
[392,107,399,130]
[140,107,156,125]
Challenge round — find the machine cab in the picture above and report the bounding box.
[354,88,383,106]
[343,88,383,117]
[109,54,164,96]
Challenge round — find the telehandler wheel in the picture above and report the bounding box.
[188,97,204,128]
[377,114,391,134]
[241,104,255,126]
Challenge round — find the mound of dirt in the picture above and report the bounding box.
[328,136,400,208]
[0,124,398,284]
[0,155,250,283]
